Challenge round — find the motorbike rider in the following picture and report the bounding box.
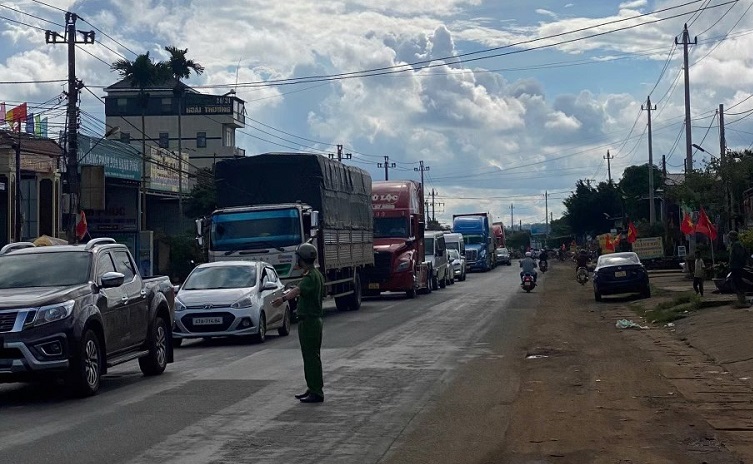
[520,251,538,283]
[539,248,548,264]
[575,249,589,271]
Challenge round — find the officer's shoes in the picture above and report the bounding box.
[299,393,324,403]
[294,390,311,400]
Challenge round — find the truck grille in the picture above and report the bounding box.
[0,312,17,333]
[181,312,235,333]
[465,250,478,262]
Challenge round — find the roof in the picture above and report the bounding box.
[0,130,61,158]
[104,77,195,93]
[665,173,685,186]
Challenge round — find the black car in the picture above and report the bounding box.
[0,238,175,396]
[592,252,650,302]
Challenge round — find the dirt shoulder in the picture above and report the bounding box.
[382,263,751,464]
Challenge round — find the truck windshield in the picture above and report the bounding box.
[464,235,484,245]
[211,208,302,251]
[424,238,434,254]
[374,217,409,238]
[446,242,459,251]
[0,251,91,288]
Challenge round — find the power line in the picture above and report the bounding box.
[0,13,47,30]
[0,3,62,26]
[691,0,752,67]
[77,16,137,56]
[28,0,66,13]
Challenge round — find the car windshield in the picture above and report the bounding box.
[0,251,91,288]
[374,217,409,238]
[183,266,257,290]
[448,250,459,260]
[598,254,641,267]
[211,208,302,251]
[464,235,484,245]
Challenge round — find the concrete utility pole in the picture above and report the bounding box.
[378,156,396,181]
[328,144,351,162]
[13,128,21,242]
[427,189,443,223]
[719,104,731,230]
[46,12,94,243]
[643,96,657,225]
[604,150,614,184]
[677,23,697,177]
[544,191,549,246]
[414,160,430,188]
[510,203,514,230]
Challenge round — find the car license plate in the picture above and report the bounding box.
[368,283,380,290]
[615,271,627,278]
[193,317,223,326]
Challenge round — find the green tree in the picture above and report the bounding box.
[617,163,664,221]
[562,180,622,237]
[184,168,216,219]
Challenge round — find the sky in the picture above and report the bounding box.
[1,0,753,227]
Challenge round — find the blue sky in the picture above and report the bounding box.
[1,0,752,226]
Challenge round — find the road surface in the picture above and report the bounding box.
[0,264,534,464]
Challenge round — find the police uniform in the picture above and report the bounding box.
[296,267,325,399]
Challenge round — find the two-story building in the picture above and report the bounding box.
[103,79,246,171]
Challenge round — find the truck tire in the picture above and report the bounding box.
[439,270,447,289]
[406,288,416,299]
[336,273,362,311]
[139,316,168,376]
[66,328,103,397]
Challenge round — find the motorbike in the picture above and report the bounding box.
[576,267,589,285]
[521,272,536,292]
[539,260,548,273]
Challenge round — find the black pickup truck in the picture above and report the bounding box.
[0,238,175,396]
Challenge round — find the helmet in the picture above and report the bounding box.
[295,243,318,263]
[525,251,532,257]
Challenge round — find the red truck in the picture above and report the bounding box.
[363,180,431,298]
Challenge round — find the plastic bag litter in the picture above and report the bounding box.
[616,319,648,330]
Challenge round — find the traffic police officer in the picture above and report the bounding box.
[273,243,325,403]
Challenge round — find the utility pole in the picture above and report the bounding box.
[642,96,657,225]
[604,150,614,184]
[677,23,697,176]
[378,156,396,181]
[328,144,352,162]
[13,128,21,242]
[414,160,430,188]
[719,104,731,231]
[544,191,549,246]
[46,13,94,243]
[510,203,514,230]
[427,189,443,223]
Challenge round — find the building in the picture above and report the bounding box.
[0,130,61,246]
[103,78,246,170]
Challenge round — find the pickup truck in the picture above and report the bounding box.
[0,238,175,396]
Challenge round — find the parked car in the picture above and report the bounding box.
[173,261,291,346]
[592,252,650,302]
[495,247,511,265]
[0,238,175,397]
[448,249,467,282]
[424,231,451,289]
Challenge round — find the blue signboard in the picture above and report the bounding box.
[77,134,142,181]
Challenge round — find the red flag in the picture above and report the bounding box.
[5,103,27,131]
[605,234,615,252]
[680,210,694,235]
[695,207,717,241]
[627,221,638,244]
[76,210,88,240]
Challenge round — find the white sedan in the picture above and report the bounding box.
[172,261,291,345]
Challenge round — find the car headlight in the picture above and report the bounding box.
[33,300,75,326]
[231,296,254,309]
[480,249,487,257]
[395,260,411,272]
[175,300,187,312]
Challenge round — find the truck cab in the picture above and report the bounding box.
[452,213,494,272]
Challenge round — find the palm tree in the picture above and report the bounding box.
[111,52,171,230]
[164,46,204,225]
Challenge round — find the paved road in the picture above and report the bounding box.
[0,263,532,464]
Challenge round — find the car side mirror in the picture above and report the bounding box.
[173,285,180,295]
[101,271,125,289]
[263,282,278,291]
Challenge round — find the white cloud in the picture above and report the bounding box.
[619,0,647,9]
[535,9,558,19]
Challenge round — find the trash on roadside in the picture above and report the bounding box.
[666,323,675,327]
[525,354,549,359]
[616,319,649,330]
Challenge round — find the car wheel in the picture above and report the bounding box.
[461,271,467,281]
[278,306,291,336]
[439,271,447,288]
[139,316,168,376]
[594,291,602,302]
[448,273,455,285]
[66,328,103,397]
[254,312,267,343]
[172,337,183,348]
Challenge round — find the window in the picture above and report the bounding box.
[112,250,136,281]
[161,97,172,113]
[117,98,128,112]
[267,268,279,283]
[196,131,207,148]
[120,132,130,144]
[223,126,234,147]
[97,253,117,277]
[159,132,169,148]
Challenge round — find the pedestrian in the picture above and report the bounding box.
[273,243,326,403]
[693,250,706,297]
[728,231,750,308]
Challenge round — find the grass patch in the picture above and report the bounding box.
[632,293,702,324]
[649,283,670,297]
